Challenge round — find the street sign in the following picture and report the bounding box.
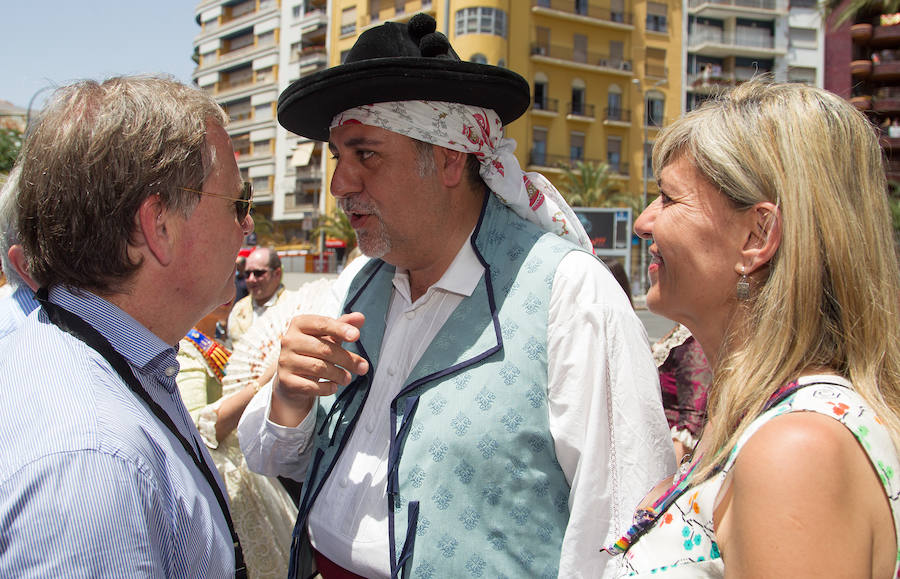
[574,207,632,250]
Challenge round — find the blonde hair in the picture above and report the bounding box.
[653,81,900,479]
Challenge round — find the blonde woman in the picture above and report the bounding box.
[606,81,900,577]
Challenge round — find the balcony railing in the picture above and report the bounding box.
[689,29,777,50]
[688,0,784,10]
[604,107,632,122]
[608,161,630,175]
[295,164,323,182]
[225,108,253,122]
[367,0,436,25]
[220,76,254,92]
[230,1,255,19]
[531,43,633,71]
[567,102,596,118]
[217,38,276,64]
[689,67,770,87]
[529,151,606,168]
[645,64,668,78]
[646,18,667,33]
[533,97,560,112]
[202,0,277,33]
[531,0,633,25]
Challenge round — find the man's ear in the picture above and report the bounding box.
[135,194,177,267]
[738,201,781,275]
[7,244,38,291]
[436,147,468,188]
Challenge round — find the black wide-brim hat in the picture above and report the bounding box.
[277,13,531,141]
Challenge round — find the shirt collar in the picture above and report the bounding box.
[47,285,178,382]
[255,284,285,309]
[392,233,482,303]
[12,285,39,318]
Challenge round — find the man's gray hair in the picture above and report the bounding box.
[0,167,23,288]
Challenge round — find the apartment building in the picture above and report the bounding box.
[193,0,328,244]
[825,3,900,184]
[684,0,823,113]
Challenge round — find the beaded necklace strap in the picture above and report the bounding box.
[185,328,231,382]
[604,379,806,555]
[604,455,703,554]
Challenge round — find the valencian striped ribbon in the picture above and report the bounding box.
[185,328,231,381]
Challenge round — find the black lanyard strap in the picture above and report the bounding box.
[35,289,247,577]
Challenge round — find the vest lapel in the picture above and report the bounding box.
[400,268,501,394]
[344,260,393,370]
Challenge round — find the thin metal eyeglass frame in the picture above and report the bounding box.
[180,181,253,221]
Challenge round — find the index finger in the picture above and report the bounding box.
[286,313,363,343]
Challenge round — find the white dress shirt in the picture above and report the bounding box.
[239,243,675,578]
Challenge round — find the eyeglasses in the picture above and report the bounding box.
[245,269,270,278]
[180,181,253,222]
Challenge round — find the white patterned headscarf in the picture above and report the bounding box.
[330,101,593,252]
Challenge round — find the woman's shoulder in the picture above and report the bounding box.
[716,376,900,577]
[729,377,893,469]
[726,376,898,496]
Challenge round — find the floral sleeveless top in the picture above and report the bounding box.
[607,375,900,578]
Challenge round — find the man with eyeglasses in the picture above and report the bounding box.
[0,76,253,577]
[227,246,288,345]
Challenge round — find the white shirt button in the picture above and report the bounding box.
[365,421,375,433]
[387,367,396,377]
[164,366,177,377]
[405,311,415,320]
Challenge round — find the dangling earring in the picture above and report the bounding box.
[736,265,750,300]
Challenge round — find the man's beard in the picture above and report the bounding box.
[339,201,391,259]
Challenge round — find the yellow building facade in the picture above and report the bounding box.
[325,1,681,284]
[327,0,681,211]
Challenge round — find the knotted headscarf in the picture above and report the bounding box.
[330,101,593,252]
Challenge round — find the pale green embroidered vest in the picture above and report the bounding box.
[289,194,591,578]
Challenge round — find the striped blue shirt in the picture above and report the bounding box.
[0,286,234,577]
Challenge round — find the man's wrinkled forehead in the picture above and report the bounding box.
[327,122,401,154]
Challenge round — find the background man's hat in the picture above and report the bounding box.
[277,13,530,141]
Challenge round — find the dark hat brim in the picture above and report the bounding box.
[278,58,531,142]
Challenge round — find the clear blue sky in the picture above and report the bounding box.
[2,1,199,110]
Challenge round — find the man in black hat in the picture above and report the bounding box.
[239,13,673,578]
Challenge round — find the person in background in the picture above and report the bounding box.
[239,13,673,578]
[651,324,711,463]
[228,246,287,344]
[176,302,298,578]
[608,81,900,577]
[0,75,254,576]
[0,167,39,344]
[234,255,249,303]
[602,257,633,308]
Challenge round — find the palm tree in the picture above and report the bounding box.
[249,211,277,245]
[313,209,357,252]
[825,0,898,27]
[557,160,639,212]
